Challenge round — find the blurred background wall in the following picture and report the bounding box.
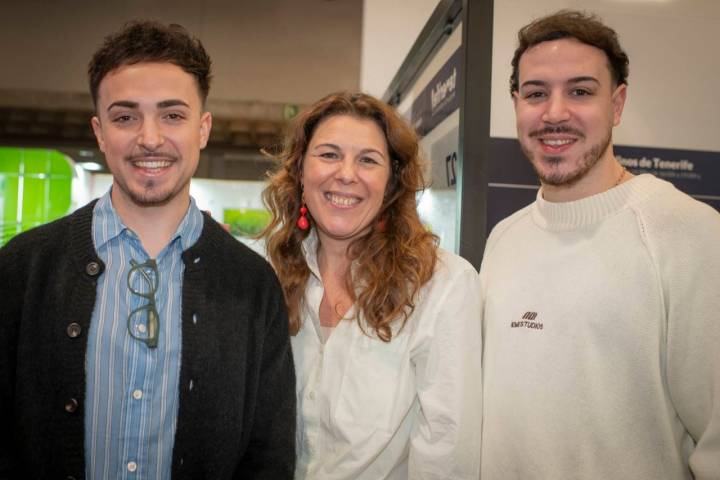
[1,0,718,252]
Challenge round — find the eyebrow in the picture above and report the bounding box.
[313,143,386,159]
[157,99,190,109]
[106,99,190,112]
[567,76,600,85]
[107,100,138,112]
[519,76,600,89]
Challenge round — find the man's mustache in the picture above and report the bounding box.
[529,126,585,139]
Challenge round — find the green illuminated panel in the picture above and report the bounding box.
[223,208,271,237]
[22,177,48,223]
[0,174,18,222]
[21,149,50,175]
[49,178,73,217]
[0,147,73,246]
[0,147,22,173]
[49,151,73,176]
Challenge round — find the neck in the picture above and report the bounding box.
[542,148,630,203]
[316,234,352,282]
[111,185,190,258]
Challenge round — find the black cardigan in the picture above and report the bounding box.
[0,200,296,479]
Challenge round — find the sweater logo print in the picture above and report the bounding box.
[510,311,543,330]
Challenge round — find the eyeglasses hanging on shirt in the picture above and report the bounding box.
[127,258,160,348]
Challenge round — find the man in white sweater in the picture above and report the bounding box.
[480,10,720,480]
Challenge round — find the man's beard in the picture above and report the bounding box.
[115,151,187,207]
[521,129,612,187]
[115,176,189,207]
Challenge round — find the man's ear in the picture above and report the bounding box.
[611,84,627,127]
[199,111,212,149]
[91,116,106,153]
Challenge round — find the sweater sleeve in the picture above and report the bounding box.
[408,255,482,479]
[653,202,720,479]
[0,240,22,478]
[234,275,296,479]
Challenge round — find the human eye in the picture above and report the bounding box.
[570,87,594,97]
[111,113,135,124]
[318,150,339,160]
[522,90,546,102]
[163,111,187,123]
[359,155,380,165]
[164,111,187,122]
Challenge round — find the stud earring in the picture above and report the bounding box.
[297,205,310,231]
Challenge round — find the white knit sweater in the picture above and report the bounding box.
[480,174,720,480]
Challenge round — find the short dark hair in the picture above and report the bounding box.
[88,20,212,107]
[510,10,629,94]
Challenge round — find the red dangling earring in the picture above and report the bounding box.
[376,216,387,233]
[297,205,310,230]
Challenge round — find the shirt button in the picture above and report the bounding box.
[132,389,143,400]
[85,262,100,276]
[66,323,82,338]
[127,461,137,472]
[64,398,79,413]
[137,324,147,334]
[308,391,315,400]
[192,313,198,325]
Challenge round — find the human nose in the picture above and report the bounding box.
[542,94,570,124]
[137,119,164,150]
[335,157,357,183]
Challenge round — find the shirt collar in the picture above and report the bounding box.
[92,188,204,252]
[300,228,359,325]
[174,196,204,251]
[300,229,362,293]
[532,173,658,231]
[92,189,127,250]
[301,228,321,280]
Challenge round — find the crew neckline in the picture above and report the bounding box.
[531,174,661,231]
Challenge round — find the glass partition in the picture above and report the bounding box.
[0,147,73,246]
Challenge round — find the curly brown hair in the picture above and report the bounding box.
[261,92,438,342]
[88,20,212,108]
[510,10,629,95]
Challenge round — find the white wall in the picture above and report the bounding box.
[491,0,720,152]
[360,0,441,98]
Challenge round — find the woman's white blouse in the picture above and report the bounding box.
[293,234,483,479]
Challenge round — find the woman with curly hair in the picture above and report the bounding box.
[261,91,482,479]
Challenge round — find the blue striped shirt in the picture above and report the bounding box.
[85,190,203,479]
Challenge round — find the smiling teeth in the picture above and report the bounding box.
[326,193,360,206]
[542,139,574,146]
[135,160,171,169]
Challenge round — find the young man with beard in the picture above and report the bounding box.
[0,21,295,479]
[480,10,720,480]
